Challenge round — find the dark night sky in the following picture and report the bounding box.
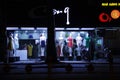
[5,0,120,27]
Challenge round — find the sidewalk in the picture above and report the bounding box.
[0,55,120,64]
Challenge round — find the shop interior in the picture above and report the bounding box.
[6,27,47,62]
[55,27,120,61]
[5,27,120,63]
[55,28,104,61]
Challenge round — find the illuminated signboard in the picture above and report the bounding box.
[111,9,120,19]
[99,2,120,23]
[102,2,120,6]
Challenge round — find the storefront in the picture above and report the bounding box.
[5,27,111,63]
[0,0,120,63]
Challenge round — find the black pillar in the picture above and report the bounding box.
[0,0,7,63]
[45,0,58,63]
[89,31,95,60]
[0,20,7,63]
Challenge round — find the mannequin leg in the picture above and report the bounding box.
[77,46,81,56]
[14,49,16,56]
[60,44,63,56]
[69,47,72,56]
[41,47,45,56]
[38,45,41,57]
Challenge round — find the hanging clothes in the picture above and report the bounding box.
[27,44,33,57]
[33,43,39,58]
[76,36,82,47]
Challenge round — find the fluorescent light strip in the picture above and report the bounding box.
[55,28,65,30]
[66,28,80,30]
[81,28,95,30]
[21,27,34,30]
[36,27,47,30]
[6,27,19,30]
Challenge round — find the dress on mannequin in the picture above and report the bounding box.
[84,33,90,51]
[76,33,82,56]
[85,37,90,51]
[7,33,15,57]
[40,33,46,56]
[58,33,64,56]
[76,33,82,47]
[67,33,73,56]
[67,33,73,47]
[68,37,73,47]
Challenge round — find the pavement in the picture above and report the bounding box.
[0,56,120,80]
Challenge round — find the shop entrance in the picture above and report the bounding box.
[6,27,47,63]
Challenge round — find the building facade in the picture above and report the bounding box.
[0,0,120,63]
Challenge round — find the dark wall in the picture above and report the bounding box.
[4,0,120,27]
[104,30,120,54]
[6,0,48,26]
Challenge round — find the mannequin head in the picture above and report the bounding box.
[14,33,18,37]
[69,33,72,37]
[60,33,63,37]
[9,33,13,38]
[86,33,89,38]
[42,33,45,36]
[77,33,80,36]
[40,33,46,40]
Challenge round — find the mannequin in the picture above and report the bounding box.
[7,33,15,57]
[83,33,90,51]
[40,33,46,56]
[14,33,19,56]
[58,33,64,56]
[76,33,82,56]
[67,33,73,56]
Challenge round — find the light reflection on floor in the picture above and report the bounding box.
[12,58,108,64]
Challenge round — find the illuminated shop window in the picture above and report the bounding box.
[55,28,91,61]
[6,27,47,62]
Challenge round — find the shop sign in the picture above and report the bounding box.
[102,2,120,6]
[99,1,120,23]
[99,9,120,23]
[53,7,70,25]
